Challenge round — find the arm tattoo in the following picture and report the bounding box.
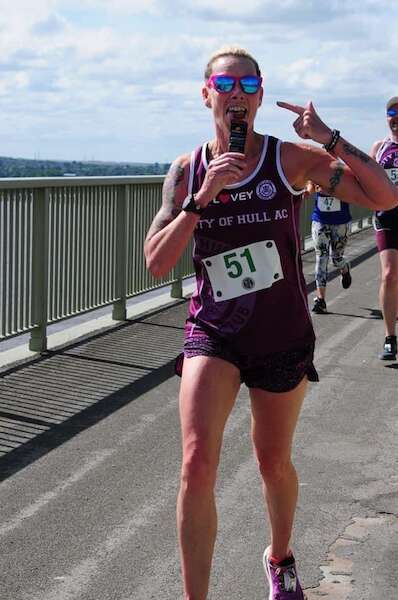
[163,162,185,218]
[342,142,370,163]
[145,162,185,240]
[328,165,344,195]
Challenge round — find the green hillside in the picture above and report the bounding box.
[0,156,171,178]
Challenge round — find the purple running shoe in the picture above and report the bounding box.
[263,546,305,600]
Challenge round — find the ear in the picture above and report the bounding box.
[258,86,264,108]
[202,85,212,109]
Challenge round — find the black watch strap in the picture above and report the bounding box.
[182,194,206,216]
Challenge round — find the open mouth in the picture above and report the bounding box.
[226,106,247,120]
[391,121,398,131]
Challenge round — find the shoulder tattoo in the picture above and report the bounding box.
[145,161,186,240]
[163,162,185,218]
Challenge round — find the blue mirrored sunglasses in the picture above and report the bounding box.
[208,73,262,95]
[387,108,398,117]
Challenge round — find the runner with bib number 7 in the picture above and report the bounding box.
[144,47,398,600]
[305,181,352,315]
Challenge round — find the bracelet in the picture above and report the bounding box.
[323,129,340,153]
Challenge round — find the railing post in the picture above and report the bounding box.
[171,275,183,299]
[29,188,49,352]
[170,252,184,299]
[112,185,127,320]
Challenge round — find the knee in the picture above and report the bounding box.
[180,444,218,492]
[256,451,293,483]
[381,269,398,288]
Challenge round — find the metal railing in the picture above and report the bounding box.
[0,176,372,353]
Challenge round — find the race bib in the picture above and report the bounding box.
[318,196,341,212]
[202,240,284,302]
[386,168,398,186]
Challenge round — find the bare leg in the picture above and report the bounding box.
[177,355,240,599]
[379,249,398,336]
[250,377,307,560]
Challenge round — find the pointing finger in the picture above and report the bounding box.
[276,101,304,116]
[306,100,315,112]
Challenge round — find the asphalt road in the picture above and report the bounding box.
[0,228,397,600]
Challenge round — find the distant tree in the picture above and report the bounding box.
[0,156,171,178]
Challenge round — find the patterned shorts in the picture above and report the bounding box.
[175,324,319,393]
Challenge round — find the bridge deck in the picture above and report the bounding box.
[0,227,397,600]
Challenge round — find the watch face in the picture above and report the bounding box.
[182,195,201,212]
[182,195,193,210]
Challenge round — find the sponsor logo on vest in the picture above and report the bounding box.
[218,193,230,204]
[213,190,254,205]
[381,151,398,168]
[256,180,277,200]
[242,277,255,290]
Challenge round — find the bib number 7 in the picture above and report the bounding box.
[318,196,341,212]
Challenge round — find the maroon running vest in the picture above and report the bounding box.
[186,135,315,356]
[375,138,398,218]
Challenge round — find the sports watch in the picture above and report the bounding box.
[181,194,206,216]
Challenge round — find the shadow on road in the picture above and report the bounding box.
[0,302,186,482]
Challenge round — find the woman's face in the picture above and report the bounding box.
[387,103,398,134]
[202,55,263,137]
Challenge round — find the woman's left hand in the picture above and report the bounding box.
[277,100,332,146]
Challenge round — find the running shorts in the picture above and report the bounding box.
[374,213,398,252]
[175,322,319,393]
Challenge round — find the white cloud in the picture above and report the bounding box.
[31,13,67,35]
[67,0,160,14]
[0,1,397,161]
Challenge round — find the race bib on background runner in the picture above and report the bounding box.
[318,196,341,212]
[386,168,398,186]
[202,240,284,302]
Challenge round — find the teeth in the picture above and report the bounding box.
[228,107,246,113]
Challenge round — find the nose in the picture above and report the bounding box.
[230,85,245,100]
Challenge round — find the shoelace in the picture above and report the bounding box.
[275,565,297,594]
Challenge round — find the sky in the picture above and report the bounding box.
[0,0,397,164]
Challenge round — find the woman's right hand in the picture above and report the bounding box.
[195,152,246,207]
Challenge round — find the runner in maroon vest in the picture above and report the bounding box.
[145,47,398,600]
[183,135,314,358]
[370,96,398,360]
